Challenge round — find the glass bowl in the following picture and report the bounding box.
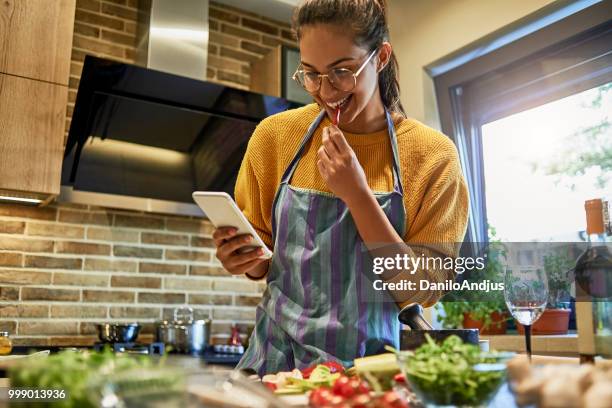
[396,351,513,407]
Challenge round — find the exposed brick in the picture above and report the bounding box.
[0,220,25,234]
[241,65,250,75]
[190,236,214,248]
[12,337,50,347]
[0,304,48,318]
[114,214,164,229]
[58,209,113,225]
[241,41,271,56]
[114,245,163,259]
[207,67,216,79]
[74,22,100,38]
[49,336,96,347]
[210,7,239,24]
[103,0,126,5]
[217,70,249,86]
[75,9,124,31]
[124,48,136,61]
[20,322,79,336]
[71,48,88,62]
[69,76,80,89]
[22,287,80,301]
[101,2,137,20]
[109,306,161,319]
[141,232,188,246]
[25,255,83,270]
[0,270,51,285]
[51,305,107,318]
[27,222,85,239]
[127,0,137,8]
[189,265,227,277]
[68,90,77,103]
[0,252,22,267]
[164,277,212,291]
[124,21,136,34]
[221,23,261,42]
[208,45,218,56]
[76,0,100,12]
[56,241,111,255]
[261,35,295,48]
[281,29,296,41]
[139,262,186,275]
[138,292,185,304]
[241,18,278,36]
[165,249,211,262]
[79,322,98,335]
[83,290,135,303]
[86,227,139,242]
[0,204,56,220]
[166,218,213,234]
[53,272,108,287]
[0,287,19,300]
[235,295,262,307]
[101,29,136,46]
[111,275,161,289]
[73,35,126,58]
[212,308,256,321]
[209,31,240,48]
[84,258,138,273]
[207,55,242,73]
[0,321,16,333]
[213,279,258,293]
[189,294,232,306]
[209,19,219,31]
[220,46,260,63]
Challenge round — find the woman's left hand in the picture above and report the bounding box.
[317,125,370,204]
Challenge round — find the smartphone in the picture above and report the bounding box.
[192,192,272,259]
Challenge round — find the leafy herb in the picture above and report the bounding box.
[398,335,507,406]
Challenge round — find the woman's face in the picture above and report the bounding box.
[298,24,384,129]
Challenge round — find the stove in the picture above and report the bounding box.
[93,342,165,355]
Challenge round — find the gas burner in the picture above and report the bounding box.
[93,342,165,355]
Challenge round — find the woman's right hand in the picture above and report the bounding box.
[213,227,268,276]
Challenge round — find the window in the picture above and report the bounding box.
[433,2,611,249]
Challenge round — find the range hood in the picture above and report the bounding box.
[61,56,301,216]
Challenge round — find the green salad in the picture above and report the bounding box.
[398,335,507,406]
[9,348,183,408]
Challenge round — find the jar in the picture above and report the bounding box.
[0,332,12,355]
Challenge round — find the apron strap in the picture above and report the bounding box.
[272,108,405,235]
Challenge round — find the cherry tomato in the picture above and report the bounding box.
[263,381,276,391]
[328,395,345,406]
[348,377,369,395]
[350,393,372,408]
[332,376,350,395]
[381,391,409,408]
[322,361,345,374]
[309,387,333,407]
[393,373,406,384]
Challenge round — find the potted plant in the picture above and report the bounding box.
[516,252,573,335]
[437,227,509,335]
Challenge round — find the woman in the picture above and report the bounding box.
[213,0,469,375]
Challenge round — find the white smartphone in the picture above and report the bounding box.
[192,191,273,259]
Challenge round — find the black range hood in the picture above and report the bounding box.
[62,55,302,216]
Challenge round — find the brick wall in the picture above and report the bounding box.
[1,0,297,346]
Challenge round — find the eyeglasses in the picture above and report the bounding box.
[292,49,377,93]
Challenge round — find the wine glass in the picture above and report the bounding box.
[504,266,548,360]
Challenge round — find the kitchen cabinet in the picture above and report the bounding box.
[250,45,311,104]
[0,0,75,202]
[0,73,67,198]
[0,0,75,85]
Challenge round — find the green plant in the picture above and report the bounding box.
[436,226,507,329]
[543,251,574,309]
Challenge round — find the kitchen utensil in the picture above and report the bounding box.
[96,323,140,343]
[398,303,479,350]
[155,307,211,354]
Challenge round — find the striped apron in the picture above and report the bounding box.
[236,109,406,375]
